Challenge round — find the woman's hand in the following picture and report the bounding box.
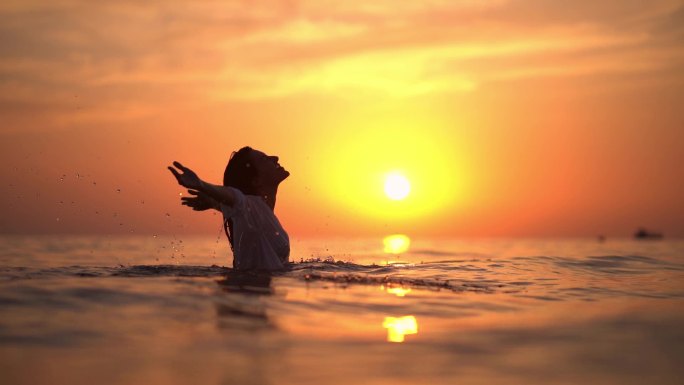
[168,161,202,190]
[169,161,236,208]
[181,190,218,211]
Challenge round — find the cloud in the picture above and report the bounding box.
[0,0,682,125]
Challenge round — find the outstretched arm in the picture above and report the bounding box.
[168,161,236,207]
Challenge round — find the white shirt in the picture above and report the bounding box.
[220,187,290,271]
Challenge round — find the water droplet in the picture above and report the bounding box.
[153,234,157,238]
[116,189,121,193]
[56,217,60,221]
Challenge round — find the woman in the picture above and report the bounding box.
[168,147,290,271]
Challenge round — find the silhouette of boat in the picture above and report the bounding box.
[634,228,663,240]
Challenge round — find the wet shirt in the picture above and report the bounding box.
[220,187,290,271]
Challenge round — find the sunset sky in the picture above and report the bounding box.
[1,0,683,238]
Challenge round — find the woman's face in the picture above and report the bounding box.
[249,149,289,187]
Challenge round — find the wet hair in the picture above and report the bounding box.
[222,146,258,250]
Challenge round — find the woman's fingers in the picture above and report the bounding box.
[168,166,181,180]
[173,161,188,172]
[187,190,199,196]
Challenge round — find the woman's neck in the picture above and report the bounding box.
[260,186,278,211]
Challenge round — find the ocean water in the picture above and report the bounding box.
[0,235,683,385]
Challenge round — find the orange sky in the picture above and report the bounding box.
[1,0,683,238]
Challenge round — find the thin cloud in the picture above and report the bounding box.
[1,0,682,120]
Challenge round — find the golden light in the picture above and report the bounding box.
[384,171,410,200]
[313,117,469,226]
[383,234,411,254]
[383,316,418,343]
[381,285,412,297]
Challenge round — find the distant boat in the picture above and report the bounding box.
[634,228,663,240]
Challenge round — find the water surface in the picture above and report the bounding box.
[1,236,683,385]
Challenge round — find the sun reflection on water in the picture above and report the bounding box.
[383,234,411,254]
[381,284,412,297]
[383,316,418,343]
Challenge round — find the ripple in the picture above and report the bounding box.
[1,254,682,301]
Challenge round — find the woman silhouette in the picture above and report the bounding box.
[168,147,290,271]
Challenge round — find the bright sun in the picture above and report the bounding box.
[384,172,411,200]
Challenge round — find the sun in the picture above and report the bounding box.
[384,172,411,200]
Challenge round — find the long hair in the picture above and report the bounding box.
[222,146,258,250]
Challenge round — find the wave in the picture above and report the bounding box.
[1,254,682,299]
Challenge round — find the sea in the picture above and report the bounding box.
[0,235,682,385]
